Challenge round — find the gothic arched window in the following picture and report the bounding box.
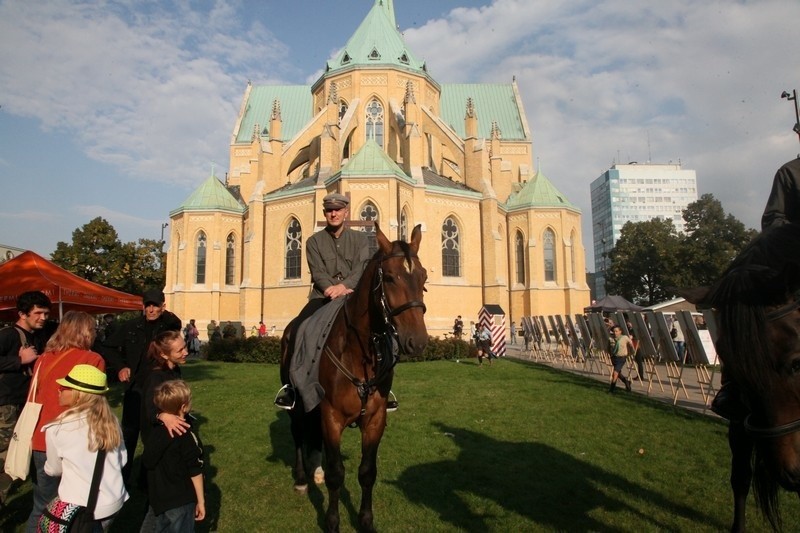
[365,99,384,148]
[442,217,461,277]
[285,218,302,280]
[225,233,235,285]
[515,231,525,285]
[544,228,556,282]
[195,231,207,284]
[399,207,409,242]
[359,201,379,256]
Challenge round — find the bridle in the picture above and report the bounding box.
[374,252,427,321]
[765,289,800,321]
[743,289,800,438]
[325,250,426,416]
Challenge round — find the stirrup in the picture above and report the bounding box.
[274,384,295,411]
[386,390,398,413]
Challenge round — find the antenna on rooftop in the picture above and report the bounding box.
[647,130,652,163]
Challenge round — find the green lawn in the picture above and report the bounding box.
[3,358,796,532]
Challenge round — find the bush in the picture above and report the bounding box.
[410,336,476,362]
[205,336,281,363]
[203,334,476,364]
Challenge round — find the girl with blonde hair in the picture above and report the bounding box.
[26,311,106,532]
[39,364,128,531]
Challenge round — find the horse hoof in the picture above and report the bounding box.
[314,466,325,485]
[294,483,308,494]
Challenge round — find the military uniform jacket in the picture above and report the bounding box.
[306,228,369,300]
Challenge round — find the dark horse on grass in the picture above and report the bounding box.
[280,223,428,532]
[683,223,800,532]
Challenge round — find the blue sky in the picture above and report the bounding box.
[2,0,800,268]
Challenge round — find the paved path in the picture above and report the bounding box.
[503,343,723,419]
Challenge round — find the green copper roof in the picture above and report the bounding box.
[440,84,527,140]
[326,0,425,75]
[172,175,244,215]
[234,85,312,144]
[506,171,579,212]
[338,139,411,181]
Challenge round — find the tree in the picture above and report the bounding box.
[51,217,165,295]
[679,194,757,286]
[605,218,683,306]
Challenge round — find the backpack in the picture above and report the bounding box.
[1,325,29,348]
[670,326,678,339]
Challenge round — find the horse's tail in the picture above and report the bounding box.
[752,449,782,531]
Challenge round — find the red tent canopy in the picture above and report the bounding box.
[0,251,143,319]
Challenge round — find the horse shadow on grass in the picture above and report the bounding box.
[267,414,359,531]
[389,422,725,531]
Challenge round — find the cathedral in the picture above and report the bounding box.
[164,0,590,338]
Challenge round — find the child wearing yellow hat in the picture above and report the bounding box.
[39,364,128,531]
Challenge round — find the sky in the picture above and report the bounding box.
[2,0,800,270]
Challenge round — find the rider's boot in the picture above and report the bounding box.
[274,384,296,410]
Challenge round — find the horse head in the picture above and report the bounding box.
[372,222,428,357]
[684,223,800,490]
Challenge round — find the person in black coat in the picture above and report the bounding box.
[102,288,181,484]
[712,157,800,420]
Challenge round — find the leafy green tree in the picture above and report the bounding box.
[605,218,682,306]
[51,217,165,295]
[679,194,757,286]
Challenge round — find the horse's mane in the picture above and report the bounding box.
[708,223,800,530]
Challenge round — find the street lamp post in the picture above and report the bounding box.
[159,222,169,274]
[781,89,800,147]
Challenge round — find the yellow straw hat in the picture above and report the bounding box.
[56,364,109,394]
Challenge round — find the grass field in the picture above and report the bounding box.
[2,357,797,532]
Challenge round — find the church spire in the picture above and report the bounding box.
[377,0,396,28]
[322,0,424,77]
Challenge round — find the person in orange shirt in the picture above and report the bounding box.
[25,311,105,532]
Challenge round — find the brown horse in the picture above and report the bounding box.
[280,223,428,532]
[683,223,800,532]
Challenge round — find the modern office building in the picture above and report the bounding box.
[590,162,698,299]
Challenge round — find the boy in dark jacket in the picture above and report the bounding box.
[141,380,204,531]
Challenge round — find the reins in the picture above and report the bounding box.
[324,250,425,417]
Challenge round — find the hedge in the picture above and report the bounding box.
[204,335,477,364]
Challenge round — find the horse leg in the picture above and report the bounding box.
[322,419,346,533]
[357,414,386,533]
[729,421,753,533]
[307,407,325,485]
[289,408,309,492]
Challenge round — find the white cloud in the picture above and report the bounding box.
[3,0,800,266]
[404,0,800,264]
[0,0,294,188]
